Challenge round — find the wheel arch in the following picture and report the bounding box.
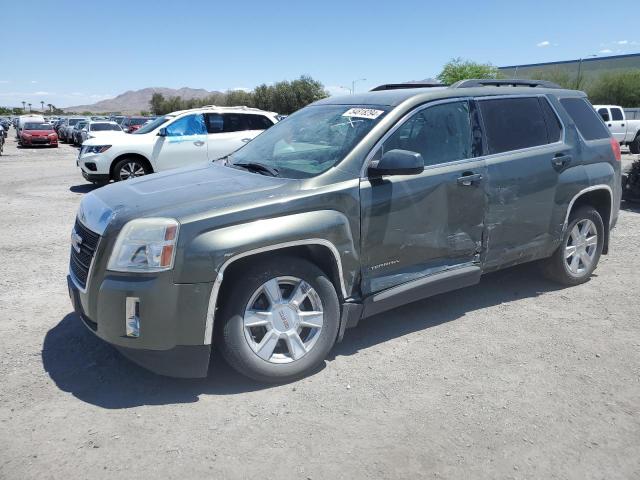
[204,240,349,345]
[564,185,612,254]
[109,153,153,180]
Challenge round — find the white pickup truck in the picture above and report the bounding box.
[594,105,640,153]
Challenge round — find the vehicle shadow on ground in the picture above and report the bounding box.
[621,199,640,213]
[69,184,101,194]
[329,263,562,360]
[43,263,563,409]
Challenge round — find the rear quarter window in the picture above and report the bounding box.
[559,98,610,141]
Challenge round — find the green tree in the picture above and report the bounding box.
[150,93,166,115]
[437,58,498,85]
[587,71,640,107]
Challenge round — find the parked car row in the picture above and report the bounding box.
[595,105,640,153]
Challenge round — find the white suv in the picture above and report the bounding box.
[77,106,279,184]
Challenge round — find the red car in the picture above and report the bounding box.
[121,116,151,133]
[19,122,58,147]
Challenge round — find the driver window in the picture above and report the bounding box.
[378,101,473,166]
[598,108,610,122]
[165,114,206,136]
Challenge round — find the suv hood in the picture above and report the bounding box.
[81,163,295,232]
[83,131,152,146]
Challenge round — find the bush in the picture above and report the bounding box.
[587,71,640,107]
[437,58,498,85]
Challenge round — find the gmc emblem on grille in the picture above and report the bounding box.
[71,229,83,253]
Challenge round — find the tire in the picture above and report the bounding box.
[112,157,150,181]
[218,256,340,383]
[542,206,604,286]
[629,135,640,155]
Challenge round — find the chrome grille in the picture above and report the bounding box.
[69,219,100,289]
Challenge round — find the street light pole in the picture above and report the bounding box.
[351,78,366,95]
[576,54,597,89]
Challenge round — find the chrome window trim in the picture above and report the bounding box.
[564,185,614,229]
[360,94,569,178]
[203,238,347,344]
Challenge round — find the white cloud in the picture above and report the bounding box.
[616,40,628,45]
[33,91,50,95]
[599,49,613,54]
[0,80,9,84]
[536,40,550,47]
[30,80,37,84]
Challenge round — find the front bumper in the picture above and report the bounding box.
[67,274,213,378]
[81,170,110,183]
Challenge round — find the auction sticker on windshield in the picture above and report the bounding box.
[342,108,384,120]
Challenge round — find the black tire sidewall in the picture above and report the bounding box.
[219,256,340,382]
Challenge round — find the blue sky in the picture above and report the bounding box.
[1,0,638,108]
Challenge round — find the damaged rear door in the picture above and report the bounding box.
[477,96,566,269]
[360,99,487,295]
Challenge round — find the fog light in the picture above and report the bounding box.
[85,162,97,171]
[126,297,140,338]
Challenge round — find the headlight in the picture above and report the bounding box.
[107,218,179,272]
[84,145,111,154]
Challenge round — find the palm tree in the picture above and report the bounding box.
[40,101,45,112]
[28,103,32,113]
[47,103,53,113]
[21,101,26,112]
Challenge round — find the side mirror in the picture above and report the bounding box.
[157,127,167,137]
[368,149,424,177]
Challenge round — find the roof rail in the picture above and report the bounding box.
[450,78,562,89]
[371,82,445,91]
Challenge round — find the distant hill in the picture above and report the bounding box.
[63,87,221,114]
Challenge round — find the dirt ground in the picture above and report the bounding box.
[0,130,639,480]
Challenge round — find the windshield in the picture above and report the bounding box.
[91,123,121,131]
[24,123,52,130]
[133,115,171,134]
[69,119,83,126]
[229,105,388,179]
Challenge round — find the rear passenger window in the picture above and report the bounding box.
[559,98,610,141]
[539,98,562,143]
[222,114,246,133]
[611,108,624,121]
[479,97,549,154]
[246,115,274,130]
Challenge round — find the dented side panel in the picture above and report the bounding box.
[359,158,487,294]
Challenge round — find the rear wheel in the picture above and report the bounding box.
[112,157,150,181]
[218,257,340,383]
[543,206,604,285]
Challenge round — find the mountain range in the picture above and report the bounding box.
[63,87,221,114]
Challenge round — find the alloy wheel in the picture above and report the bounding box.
[119,162,146,180]
[243,276,324,364]
[565,219,598,275]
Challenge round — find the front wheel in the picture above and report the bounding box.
[543,206,604,285]
[218,256,340,383]
[112,157,150,181]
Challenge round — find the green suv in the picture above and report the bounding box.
[67,79,622,382]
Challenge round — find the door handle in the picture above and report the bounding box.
[621,124,625,127]
[241,138,251,143]
[551,153,572,168]
[608,123,612,127]
[456,172,482,186]
[193,140,205,146]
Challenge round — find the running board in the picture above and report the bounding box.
[362,265,481,318]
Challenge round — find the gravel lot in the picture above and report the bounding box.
[1,130,639,480]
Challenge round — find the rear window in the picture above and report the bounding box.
[559,98,610,141]
[478,97,550,154]
[539,97,563,143]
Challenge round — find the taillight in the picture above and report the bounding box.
[610,138,621,161]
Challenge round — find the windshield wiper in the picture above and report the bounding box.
[232,162,279,177]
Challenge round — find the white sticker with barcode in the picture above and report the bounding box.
[342,108,384,120]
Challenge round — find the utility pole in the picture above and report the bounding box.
[351,78,367,95]
[576,54,597,89]
[21,101,26,112]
